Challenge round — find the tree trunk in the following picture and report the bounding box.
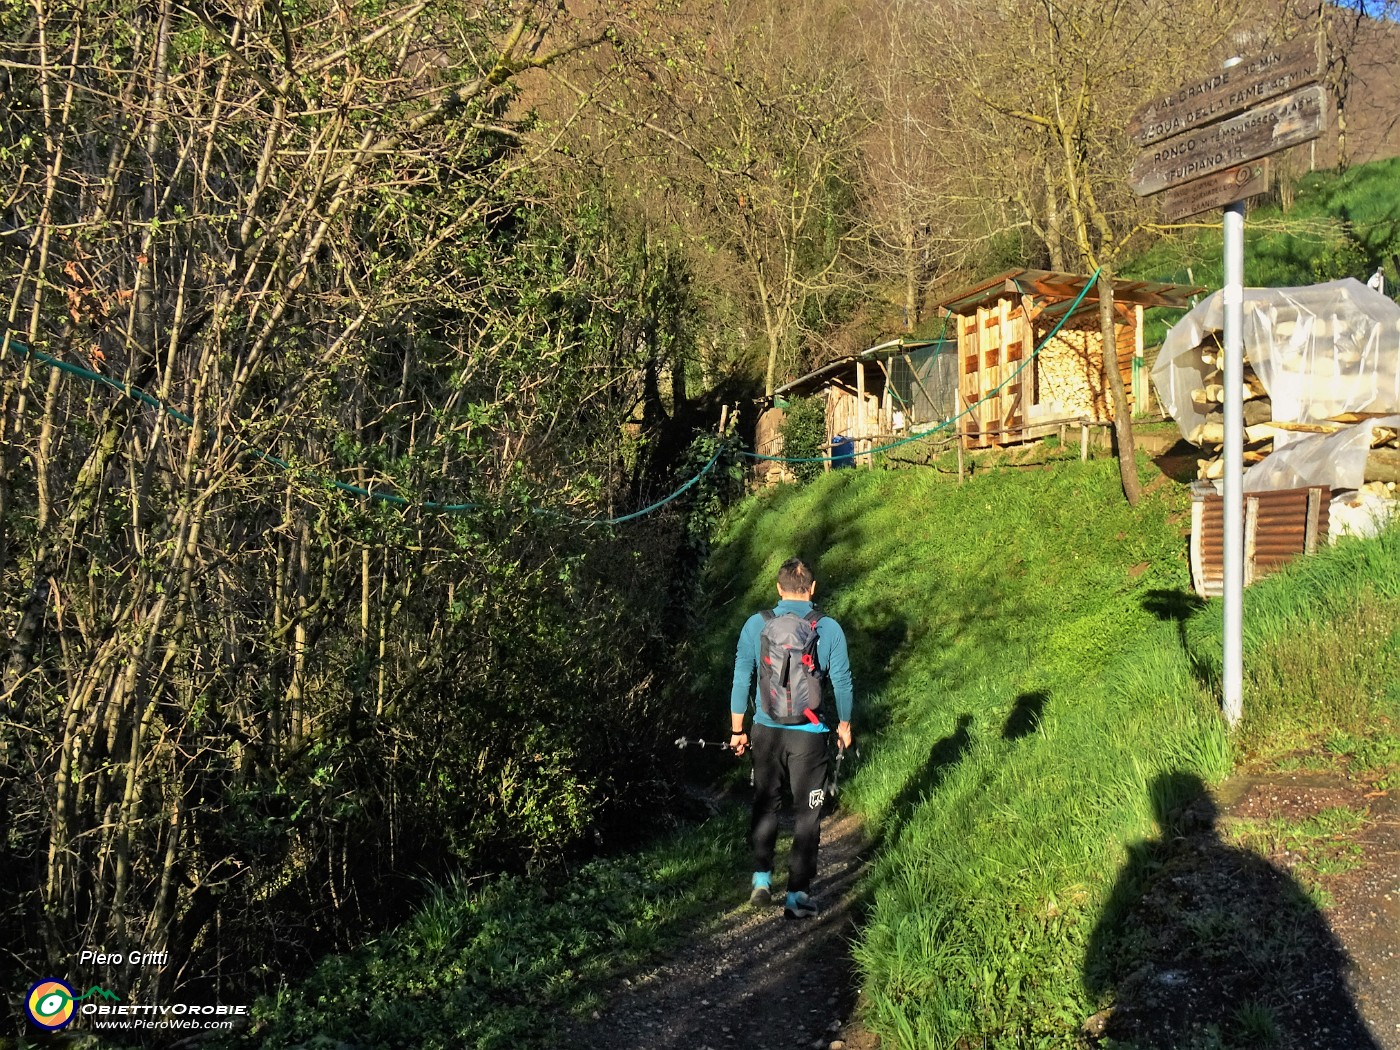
[903,225,919,330]
[1043,158,1066,271]
[1098,268,1140,506]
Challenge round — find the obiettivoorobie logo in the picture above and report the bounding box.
[24,979,121,1030]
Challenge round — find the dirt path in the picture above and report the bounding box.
[565,767,1399,1050]
[1219,771,1400,1048]
[1093,766,1400,1049]
[567,812,879,1050]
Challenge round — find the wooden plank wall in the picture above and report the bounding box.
[958,302,1032,447]
[824,384,887,463]
[957,301,1143,446]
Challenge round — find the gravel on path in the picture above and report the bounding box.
[567,811,879,1050]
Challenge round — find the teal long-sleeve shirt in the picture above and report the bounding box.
[730,599,854,732]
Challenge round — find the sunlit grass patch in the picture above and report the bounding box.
[232,809,746,1050]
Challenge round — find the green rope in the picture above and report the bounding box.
[743,267,1102,463]
[0,335,721,526]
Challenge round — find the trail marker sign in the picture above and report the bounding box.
[1125,46,1326,730]
[1161,160,1271,222]
[1128,85,1325,197]
[1126,42,1319,149]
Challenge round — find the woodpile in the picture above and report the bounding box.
[1188,348,1398,492]
[1189,358,1278,479]
[1038,328,1115,422]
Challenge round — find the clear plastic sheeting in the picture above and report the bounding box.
[1330,488,1396,541]
[1242,415,1400,492]
[1153,278,1400,436]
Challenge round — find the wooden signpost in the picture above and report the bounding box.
[1126,41,1318,148]
[1161,160,1271,222]
[1127,45,1324,729]
[1127,84,1325,197]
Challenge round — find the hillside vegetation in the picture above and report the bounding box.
[245,448,1398,1048]
[1129,157,1400,292]
[1127,157,1400,345]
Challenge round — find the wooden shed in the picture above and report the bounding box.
[768,337,958,466]
[935,269,1200,449]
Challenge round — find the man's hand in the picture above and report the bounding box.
[837,721,853,750]
[729,732,749,756]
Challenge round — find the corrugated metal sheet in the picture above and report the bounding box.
[1190,486,1330,598]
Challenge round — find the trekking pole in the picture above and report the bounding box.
[826,742,859,799]
[674,736,740,752]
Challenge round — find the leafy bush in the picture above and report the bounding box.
[779,395,829,481]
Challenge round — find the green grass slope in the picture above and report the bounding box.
[697,455,1400,1048]
[231,451,1398,1050]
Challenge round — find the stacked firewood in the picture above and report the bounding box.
[1362,427,1400,495]
[1189,352,1399,491]
[1189,358,1277,480]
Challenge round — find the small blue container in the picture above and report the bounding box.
[830,435,855,469]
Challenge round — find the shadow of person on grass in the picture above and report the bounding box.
[1141,588,1218,693]
[1002,690,1047,741]
[1084,771,1380,1049]
[875,714,973,851]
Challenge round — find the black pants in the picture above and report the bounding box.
[750,723,829,894]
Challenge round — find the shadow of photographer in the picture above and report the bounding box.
[1083,771,1380,1048]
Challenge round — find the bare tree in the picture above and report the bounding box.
[855,0,978,331]
[0,0,687,997]
[556,0,871,394]
[906,0,1247,503]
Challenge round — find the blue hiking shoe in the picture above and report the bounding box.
[784,890,818,919]
[749,871,773,905]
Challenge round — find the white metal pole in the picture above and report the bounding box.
[1222,198,1245,727]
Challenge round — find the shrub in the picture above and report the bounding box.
[779,396,829,481]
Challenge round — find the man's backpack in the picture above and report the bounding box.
[757,608,825,725]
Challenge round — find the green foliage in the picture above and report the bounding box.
[694,457,1400,1049]
[0,0,729,1007]
[1124,156,1400,346]
[230,811,746,1050]
[778,396,829,481]
[679,432,747,564]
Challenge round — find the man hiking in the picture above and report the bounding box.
[729,557,854,919]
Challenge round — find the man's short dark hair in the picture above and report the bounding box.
[777,558,815,593]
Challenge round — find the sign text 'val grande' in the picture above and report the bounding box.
[1126,41,1318,149]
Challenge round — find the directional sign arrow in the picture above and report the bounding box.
[1127,42,1319,149]
[1161,160,1271,222]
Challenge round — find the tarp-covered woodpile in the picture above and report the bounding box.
[1156,278,1400,593]
[1154,277,1400,508]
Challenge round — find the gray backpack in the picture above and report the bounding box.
[758,608,825,725]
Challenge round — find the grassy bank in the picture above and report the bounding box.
[699,453,1398,1048]
[698,455,1228,1046]
[221,809,746,1049]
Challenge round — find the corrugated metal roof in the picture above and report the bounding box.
[935,268,1202,319]
[770,336,955,400]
